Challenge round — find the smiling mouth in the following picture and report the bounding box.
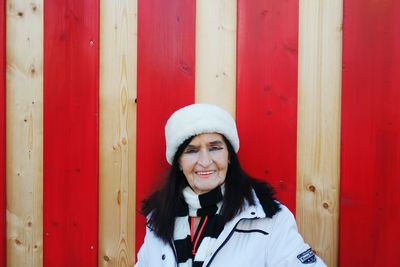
[195,170,215,176]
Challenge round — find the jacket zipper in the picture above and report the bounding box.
[205,218,254,267]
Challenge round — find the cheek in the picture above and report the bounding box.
[215,154,229,170]
[180,162,195,177]
[180,158,196,173]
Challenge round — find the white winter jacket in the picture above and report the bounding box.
[136,192,326,267]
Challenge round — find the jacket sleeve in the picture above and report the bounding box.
[135,225,152,267]
[266,205,327,267]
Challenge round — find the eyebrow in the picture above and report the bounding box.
[186,140,224,148]
[209,140,224,146]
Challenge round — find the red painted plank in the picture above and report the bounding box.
[236,0,299,212]
[136,0,195,253]
[43,0,99,266]
[0,0,5,265]
[340,1,400,266]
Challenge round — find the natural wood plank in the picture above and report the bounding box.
[6,0,43,266]
[99,0,137,266]
[296,1,342,266]
[195,0,236,116]
[0,0,6,264]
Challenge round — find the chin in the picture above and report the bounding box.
[196,185,218,194]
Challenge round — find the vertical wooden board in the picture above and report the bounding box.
[136,0,195,253]
[43,0,99,266]
[99,0,136,266]
[0,0,5,265]
[6,0,43,266]
[340,1,400,266]
[296,1,342,265]
[236,0,298,211]
[195,0,236,115]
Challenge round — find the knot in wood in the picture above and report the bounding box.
[308,185,316,192]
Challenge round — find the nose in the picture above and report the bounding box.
[198,149,212,167]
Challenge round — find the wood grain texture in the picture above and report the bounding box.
[136,0,195,254]
[340,1,400,266]
[296,1,342,266]
[195,0,236,116]
[0,0,5,265]
[99,0,137,266]
[43,0,99,265]
[6,0,43,266]
[236,0,299,211]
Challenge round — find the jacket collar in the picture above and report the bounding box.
[217,189,266,232]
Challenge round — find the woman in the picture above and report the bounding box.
[136,104,326,267]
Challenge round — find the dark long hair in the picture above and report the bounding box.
[141,135,281,243]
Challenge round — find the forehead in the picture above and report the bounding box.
[188,133,226,145]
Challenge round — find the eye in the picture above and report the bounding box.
[184,148,198,154]
[209,146,223,151]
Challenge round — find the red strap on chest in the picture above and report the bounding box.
[190,215,209,256]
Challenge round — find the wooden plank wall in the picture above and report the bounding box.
[297,1,342,266]
[0,1,400,266]
[43,0,99,266]
[340,1,400,266]
[6,0,43,266]
[99,0,137,265]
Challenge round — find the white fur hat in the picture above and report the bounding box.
[165,103,239,164]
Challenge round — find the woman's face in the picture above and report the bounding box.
[179,133,229,195]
